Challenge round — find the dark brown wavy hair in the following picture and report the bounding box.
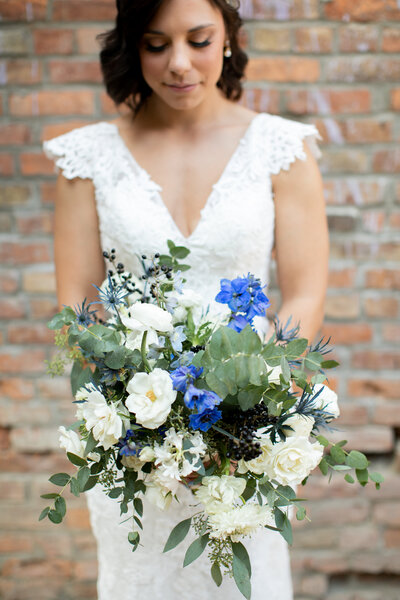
[98,0,248,115]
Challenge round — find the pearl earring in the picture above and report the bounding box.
[224,42,232,58]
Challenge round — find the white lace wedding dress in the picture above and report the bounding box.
[44,112,320,600]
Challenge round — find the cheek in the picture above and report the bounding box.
[139,54,165,82]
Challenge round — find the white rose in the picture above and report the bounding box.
[195,475,246,514]
[139,446,156,462]
[121,303,173,333]
[265,437,323,486]
[145,470,180,510]
[82,391,126,451]
[266,364,283,385]
[283,414,315,438]
[208,503,274,542]
[58,426,100,462]
[126,368,176,429]
[125,328,159,352]
[169,289,203,323]
[313,384,340,418]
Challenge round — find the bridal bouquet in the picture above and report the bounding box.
[40,241,382,599]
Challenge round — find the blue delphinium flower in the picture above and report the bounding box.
[118,430,142,456]
[189,408,222,432]
[170,365,203,392]
[73,298,98,327]
[169,325,187,353]
[93,273,130,313]
[184,385,222,412]
[227,313,249,333]
[215,278,251,312]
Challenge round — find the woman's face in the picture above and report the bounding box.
[138,0,226,111]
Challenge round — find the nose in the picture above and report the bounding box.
[168,42,191,77]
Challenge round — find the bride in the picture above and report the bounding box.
[44,0,329,598]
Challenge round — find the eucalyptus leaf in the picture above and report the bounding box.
[274,509,293,545]
[67,452,87,467]
[163,517,192,553]
[346,450,369,470]
[369,472,384,484]
[211,563,222,587]
[134,498,143,517]
[232,541,251,577]
[48,509,63,524]
[70,477,80,497]
[77,466,90,491]
[39,506,50,521]
[55,496,66,518]
[183,534,209,567]
[71,361,93,397]
[49,473,71,487]
[104,347,127,370]
[344,474,355,484]
[232,544,251,600]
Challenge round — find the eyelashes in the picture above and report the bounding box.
[144,40,212,53]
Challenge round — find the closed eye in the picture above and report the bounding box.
[144,40,212,53]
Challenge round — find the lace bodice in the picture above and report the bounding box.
[44,113,320,331]
[44,113,320,600]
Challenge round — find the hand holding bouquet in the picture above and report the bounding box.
[41,241,383,599]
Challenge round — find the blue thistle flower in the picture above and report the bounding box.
[73,298,98,327]
[93,274,130,313]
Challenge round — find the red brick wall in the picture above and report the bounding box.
[1,1,399,598]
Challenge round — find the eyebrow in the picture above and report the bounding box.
[144,24,215,35]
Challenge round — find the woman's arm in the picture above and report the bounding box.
[272,143,329,344]
[54,174,106,314]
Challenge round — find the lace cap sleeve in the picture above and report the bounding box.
[43,124,99,180]
[264,115,322,175]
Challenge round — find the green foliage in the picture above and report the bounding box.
[274,508,293,545]
[211,563,223,587]
[232,541,252,599]
[183,534,209,567]
[163,517,192,553]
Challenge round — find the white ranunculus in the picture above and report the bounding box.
[126,369,176,429]
[283,414,315,438]
[208,503,274,542]
[264,437,324,486]
[169,289,203,323]
[139,446,156,462]
[125,328,159,352]
[195,475,246,514]
[121,303,173,333]
[145,470,180,510]
[82,390,127,451]
[154,428,207,480]
[313,384,340,418]
[237,433,274,475]
[266,364,283,385]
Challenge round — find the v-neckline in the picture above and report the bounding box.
[106,113,262,241]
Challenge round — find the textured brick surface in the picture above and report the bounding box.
[0,1,399,599]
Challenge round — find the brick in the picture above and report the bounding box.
[99,90,120,116]
[373,149,400,173]
[328,425,394,453]
[0,401,51,426]
[10,426,59,452]
[352,350,400,370]
[321,323,373,345]
[73,558,98,581]
[325,295,359,319]
[36,377,71,399]
[374,502,400,526]
[16,212,54,235]
[0,28,31,55]
[7,324,54,344]
[362,210,385,233]
[382,27,400,52]
[338,524,380,551]
[339,25,379,53]
[316,118,392,144]
[348,379,399,400]
[246,57,320,82]
[23,270,55,293]
[0,123,31,145]
[0,428,11,450]
[0,271,19,293]
[19,152,55,176]
[320,150,368,174]
[252,27,291,52]
[389,212,400,230]
[0,534,33,553]
[33,28,74,55]
[30,297,58,319]
[0,1,47,21]
[391,88,400,111]
[48,60,102,83]
[65,506,91,529]
[40,181,57,205]
[324,0,400,22]
[0,450,67,473]
[372,402,400,426]
[385,529,400,547]
[0,185,30,206]
[325,57,400,83]
[0,213,12,232]
[41,119,92,140]
[382,324,400,342]
[0,153,14,175]
[285,89,371,115]
[53,0,116,21]
[240,0,319,20]
[0,349,46,374]
[0,297,26,319]
[327,214,357,232]
[366,269,400,290]
[363,296,398,318]
[0,241,50,264]
[9,90,95,116]
[1,557,73,579]
[323,179,386,206]
[0,59,42,85]
[297,574,328,597]
[336,403,369,425]
[0,378,34,400]
[328,268,356,288]
[76,26,106,54]
[0,480,25,501]
[294,27,333,53]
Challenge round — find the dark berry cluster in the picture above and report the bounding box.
[226,425,262,461]
[190,344,205,353]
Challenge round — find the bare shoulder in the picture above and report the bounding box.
[271,142,323,198]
